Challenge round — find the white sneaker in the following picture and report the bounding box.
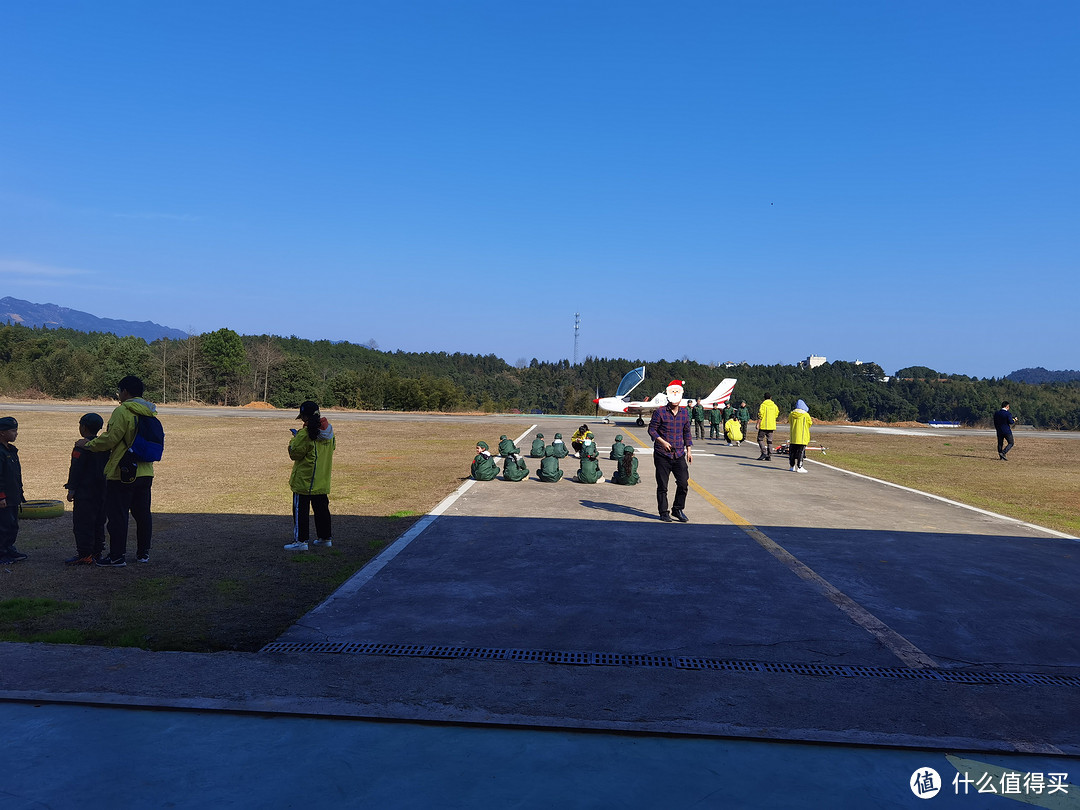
[797,466,808,473]
[312,538,333,548]
[283,541,309,551]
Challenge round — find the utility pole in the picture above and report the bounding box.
[573,312,580,366]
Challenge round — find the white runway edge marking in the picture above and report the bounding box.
[808,459,1078,541]
[304,426,539,616]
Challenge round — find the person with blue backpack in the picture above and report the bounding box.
[79,375,161,566]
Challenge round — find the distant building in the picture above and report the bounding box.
[798,355,827,369]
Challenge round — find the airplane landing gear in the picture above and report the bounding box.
[636,416,645,427]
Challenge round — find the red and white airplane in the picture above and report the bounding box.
[594,366,737,425]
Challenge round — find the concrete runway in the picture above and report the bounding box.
[2,415,1078,807]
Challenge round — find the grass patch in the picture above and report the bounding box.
[818,434,1080,536]
[0,597,78,622]
[4,407,520,652]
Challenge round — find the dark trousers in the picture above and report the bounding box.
[105,477,153,559]
[997,432,1014,457]
[693,420,704,439]
[293,493,332,543]
[789,443,807,468]
[0,505,19,555]
[653,452,689,516]
[72,495,106,557]
[758,429,774,458]
[709,422,720,439]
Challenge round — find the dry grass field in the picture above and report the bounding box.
[815,431,1080,537]
[0,407,520,651]
[2,407,1077,651]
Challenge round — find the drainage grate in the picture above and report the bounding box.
[258,641,1080,687]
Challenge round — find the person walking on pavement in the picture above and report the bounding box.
[757,393,780,461]
[788,399,813,473]
[648,380,693,523]
[994,401,1017,460]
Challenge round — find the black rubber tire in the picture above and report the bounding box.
[18,499,65,520]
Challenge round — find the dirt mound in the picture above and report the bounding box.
[242,401,277,410]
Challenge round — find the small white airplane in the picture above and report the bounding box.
[594,366,737,425]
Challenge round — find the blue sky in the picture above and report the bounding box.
[2,2,1077,378]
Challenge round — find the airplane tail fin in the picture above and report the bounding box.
[700,378,737,407]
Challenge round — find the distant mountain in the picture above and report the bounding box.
[1006,367,1080,384]
[0,296,188,342]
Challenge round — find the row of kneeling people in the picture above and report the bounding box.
[470,432,640,485]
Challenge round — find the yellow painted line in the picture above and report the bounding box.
[945,755,1078,808]
[621,428,939,670]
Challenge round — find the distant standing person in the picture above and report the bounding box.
[648,381,692,523]
[64,413,108,565]
[757,393,780,461]
[994,401,1016,461]
[81,376,159,566]
[708,404,722,440]
[691,399,706,439]
[737,401,750,442]
[284,401,336,550]
[788,399,812,473]
[0,416,26,564]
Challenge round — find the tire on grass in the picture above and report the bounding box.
[19,499,65,520]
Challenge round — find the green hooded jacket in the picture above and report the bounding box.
[538,446,563,482]
[530,434,546,458]
[503,455,529,481]
[289,418,336,494]
[608,435,625,460]
[85,398,159,481]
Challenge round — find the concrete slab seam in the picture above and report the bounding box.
[807,459,1078,541]
[685,478,940,670]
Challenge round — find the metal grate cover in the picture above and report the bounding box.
[259,640,1080,687]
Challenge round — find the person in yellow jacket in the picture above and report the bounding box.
[788,399,813,473]
[80,375,159,566]
[756,394,780,462]
[724,416,743,446]
[285,400,336,550]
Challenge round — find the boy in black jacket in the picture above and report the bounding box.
[0,416,25,564]
[64,413,107,565]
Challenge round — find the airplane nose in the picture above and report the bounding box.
[592,398,600,404]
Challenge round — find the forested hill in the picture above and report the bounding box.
[1007,367,1080,384]
[2,322,1079,429]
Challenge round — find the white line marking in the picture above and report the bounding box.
[306,425,539,614]
[808,459,1078,541]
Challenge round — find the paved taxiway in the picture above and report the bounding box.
[2,413,1077,806]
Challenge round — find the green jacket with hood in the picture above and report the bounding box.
[85,398,158,481]
[290,418,336,494]
[608,435,625,460]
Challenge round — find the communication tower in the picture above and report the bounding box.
[573,313,580,366]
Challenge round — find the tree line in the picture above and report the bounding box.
[2,322,1079,429]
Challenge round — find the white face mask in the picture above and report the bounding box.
[665,383,684,405]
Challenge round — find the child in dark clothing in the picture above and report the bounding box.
[64,413,107,565]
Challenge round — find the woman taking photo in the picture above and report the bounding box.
[284,400,335,551]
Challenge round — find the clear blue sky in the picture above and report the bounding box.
[2,2,1077,378]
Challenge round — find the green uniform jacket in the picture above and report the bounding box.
[576,456,602,484]
[0,442,23,505]
[85,398,158,481]
[692,404,705,423]
[530,438,546,458]
[789,409,813,445]
[737,406,751,423]
[538,448,563,482]
[708,408,722,426]
[471,453,499,481]
[289,421,336,494]
[758,399,780,431]
[608,439,625,460]
[611,455,639,485]
[503,455,529,481]
[550,439,569,459]
[498,438,519,456]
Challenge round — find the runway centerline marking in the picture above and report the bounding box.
[621,428,939,670]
